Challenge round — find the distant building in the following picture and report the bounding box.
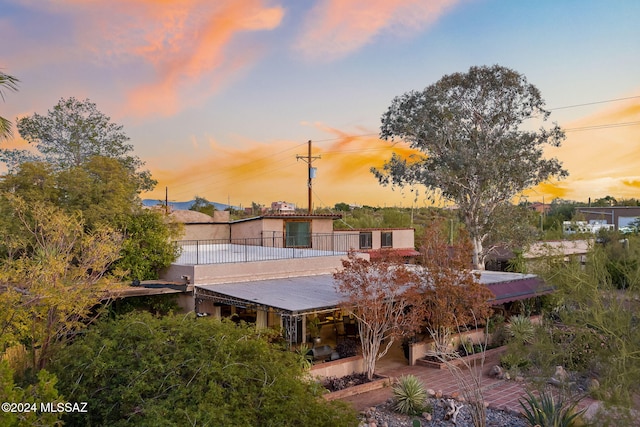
[563,220,614,235]
[528,202,551,214]
[271,201,296,213]
[575,206,640,231]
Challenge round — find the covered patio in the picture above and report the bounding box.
[194,270,553,348]
[195,274,355,347]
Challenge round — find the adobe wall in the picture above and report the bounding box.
[180,223,230,241]
[390,229,415,249]
[230,220,264,240]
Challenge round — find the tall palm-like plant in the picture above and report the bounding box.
[0,70,19,139]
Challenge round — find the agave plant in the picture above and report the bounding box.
[508,315,535,344]
[519,389,585,427]
[392,375,429,416]
[295,343,313,371]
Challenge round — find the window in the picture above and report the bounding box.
[285,221,311,247]
[381,231,393,248]
[359,232,372,249]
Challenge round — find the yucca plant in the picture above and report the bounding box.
[295,343,313,371]
[392,375,429,416]
[519,389,585,427]
[508,315,535,344]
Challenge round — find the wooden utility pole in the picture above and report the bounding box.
[296,140,320,214]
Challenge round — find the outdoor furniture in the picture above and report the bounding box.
[311,345,339,361]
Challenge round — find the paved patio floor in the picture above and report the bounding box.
[338,342,598,417]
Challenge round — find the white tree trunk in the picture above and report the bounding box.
[471,235,485,270]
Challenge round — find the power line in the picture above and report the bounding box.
[156,94,640,201]
[549,95,640,111]
[565,121,640,132]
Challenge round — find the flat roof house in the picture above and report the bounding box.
[156,211,551,348]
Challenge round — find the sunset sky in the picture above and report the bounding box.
[2,0,639,209]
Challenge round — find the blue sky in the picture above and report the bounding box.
[1,0,639,208]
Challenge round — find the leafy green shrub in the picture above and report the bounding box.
[500,352,531,371]
[392,375,430,416]
[50,312,358,426]
[519,389,585,427]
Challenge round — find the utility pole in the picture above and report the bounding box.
[165,186,169,214]
[296,140,320,214]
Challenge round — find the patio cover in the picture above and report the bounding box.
[479,271,554,304]
[195,274,341,316]
[195,270,553,315]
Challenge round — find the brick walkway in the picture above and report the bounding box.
[339,346,598,417]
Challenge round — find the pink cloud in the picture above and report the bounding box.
[294,0,463,61]
[15,0,285,117]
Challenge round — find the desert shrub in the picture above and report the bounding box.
[548,325,605,372]
[336,339,358,358]
[519,389,585,427]
[487,314,505,333]
[491,323,510,347]
[392,375,430,416]
[500,352,531,371]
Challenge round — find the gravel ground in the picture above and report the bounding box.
[359,398,528,427]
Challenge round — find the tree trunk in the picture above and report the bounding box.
[471,235,485,270]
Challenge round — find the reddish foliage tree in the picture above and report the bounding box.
[333,251,419,381]
[408,220,495,354]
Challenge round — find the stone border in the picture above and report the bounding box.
[416,346,507,369]
[323,375,391,401]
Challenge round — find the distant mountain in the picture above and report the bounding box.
[142,199,235,211]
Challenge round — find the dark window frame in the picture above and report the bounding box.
[284,220,312,248]
[381,231,393,248]
[359,231,373,249]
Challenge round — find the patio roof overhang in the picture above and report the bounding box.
[195,270,554,316]
[479,271,554,305]
[195,274,341,317]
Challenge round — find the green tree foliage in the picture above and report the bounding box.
[0,160,180,280]
[601,234,640,289]
[50,312,357,427]
[4,97,155,190]
[0,71,19,140]
[483,203,541,257]
[189,195,216,216]
[334,202,351,211]
[373,65,568,269]
[0,196,122,370]
[534,244,640,407]
[334,206,411,229]
[115,210,182,280]
[56,156,139,228]
[0,361,63,427]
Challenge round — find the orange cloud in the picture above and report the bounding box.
[529,95,640,202]
[27,0,284,117]
[294,0,463,61]
[145,94,640,207]
[144,127,425,207]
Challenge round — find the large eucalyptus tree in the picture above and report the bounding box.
[373,65,567,269]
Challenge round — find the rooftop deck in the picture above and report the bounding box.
[174,233,355,265]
